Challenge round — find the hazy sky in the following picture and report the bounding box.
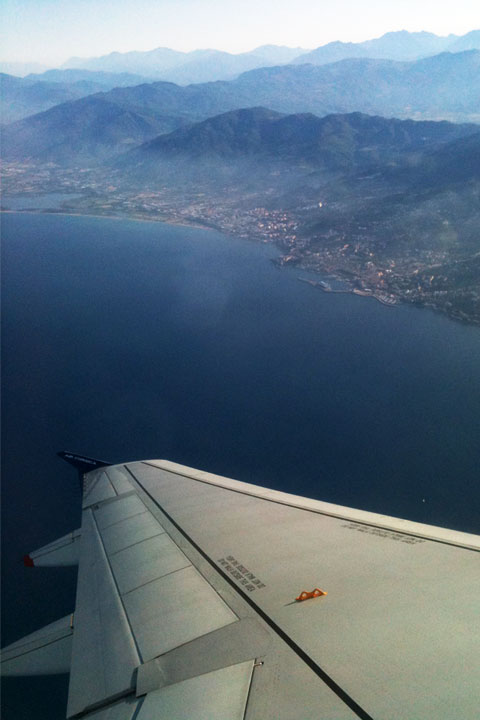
[1,0,478,65]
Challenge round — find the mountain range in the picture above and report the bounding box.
[2,29,479,124]
[58,30,480,84]
[293,29,480,65]
[124,107,478,177]
[61,45,309,84]
[0,70,152,124]
[3,50,479,164]
[111,109,480,255]
[1,93,192,164]
[231,50,480,121]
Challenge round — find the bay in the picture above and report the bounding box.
[2,212,480,718]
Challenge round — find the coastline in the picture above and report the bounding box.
[2,208,478,328]
[0,207,219,233]
[297,276,398,308]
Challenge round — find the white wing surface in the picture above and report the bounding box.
[2,459,479,719]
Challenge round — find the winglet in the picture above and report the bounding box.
[23,554,35,568]
[57,451,110,473]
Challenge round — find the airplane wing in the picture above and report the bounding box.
[2,459,479,719]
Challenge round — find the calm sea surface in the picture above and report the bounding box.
[2,212,480,718]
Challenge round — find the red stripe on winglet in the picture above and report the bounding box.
[23,554,34,567]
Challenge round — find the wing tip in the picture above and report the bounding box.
[57,451,110,472]
[23,554,35,568]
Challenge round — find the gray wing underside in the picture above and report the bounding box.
[3,460,479,720]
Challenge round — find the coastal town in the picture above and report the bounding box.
[2,160,479,325]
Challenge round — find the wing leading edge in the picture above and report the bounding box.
[2,459,479,719]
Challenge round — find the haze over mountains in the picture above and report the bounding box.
[123,108,478,180]
[2,29,478,125]
[61,45,309,84]
[0,70,152,124]
[58,30,480,83]
[2,28,479,324]
[293,29,480,65]
[3,48,479,164]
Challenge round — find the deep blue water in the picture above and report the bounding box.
[2,212,480,718]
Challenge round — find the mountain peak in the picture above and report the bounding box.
[292,29,479,65]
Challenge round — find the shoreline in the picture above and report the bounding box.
[3,208,479,328]
[0,207,219,234]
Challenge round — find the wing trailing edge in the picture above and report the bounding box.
[1,615,74,676]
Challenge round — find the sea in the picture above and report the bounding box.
[2,211,480,718]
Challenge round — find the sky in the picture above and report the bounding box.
[1,0,479,66]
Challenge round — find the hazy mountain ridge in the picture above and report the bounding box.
[233,51,480,120]
[125,107,479,175]
[445,30,480,52]
[292,29,480,65]
[0,70,153,123]
[154,46,309,85]
[57,30,479,83]
[1,73,105,124]
[1,78,244,162]
[3,51,479,164]
[1,94,190,163]
[62,46,189,75]
[62,44,310,84]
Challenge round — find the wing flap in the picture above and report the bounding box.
[137,618,270,695]
[68,480,240,717]
[66,511,140,718]
[101,510,164,555]
[122,565,237,662]
[137,662,254,720]
[109,533,190,594]
[79,663,254,720]
[90,493,239,662]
